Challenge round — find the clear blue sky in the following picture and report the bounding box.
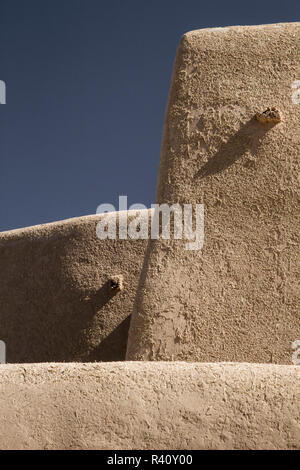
[0,0,299,230]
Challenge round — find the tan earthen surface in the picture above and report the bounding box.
[0,24,299,451]
[127,23,300,363]
[0,362,299,450]
[0,212,149,363]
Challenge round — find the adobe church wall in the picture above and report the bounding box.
[0,212,149,362]
[127,23,300,363]
[0,362,298,450]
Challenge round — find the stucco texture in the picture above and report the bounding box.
[126,23,300,363]
[0,24,300,451]
[0,362,299,450]
[0,212,149,363]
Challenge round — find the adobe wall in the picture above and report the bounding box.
[127,23,300,363]
[0,212,149,363]
[0,362,299,450]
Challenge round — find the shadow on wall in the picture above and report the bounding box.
[0,236,131,363]
[194,117,278,178]
[84,315,131,362]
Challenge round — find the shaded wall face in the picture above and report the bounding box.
[127,23,300,363]
[0,213,148,363]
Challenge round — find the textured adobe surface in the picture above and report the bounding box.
[127,23,300,363]
[0,362,299,450]
[0,212,149,363]
[0,24,299,452]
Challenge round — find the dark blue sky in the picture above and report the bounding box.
[0,0,299,231]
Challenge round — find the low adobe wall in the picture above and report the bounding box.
[0,212,149,363]
[0,362,299,450]
[126,23,300,363]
